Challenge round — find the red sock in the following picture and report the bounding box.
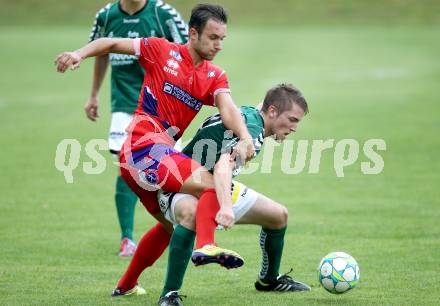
[195,188,221,249]
[117,222,171,290]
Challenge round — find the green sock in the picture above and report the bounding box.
[115,175,138,240]
[259,226,287,283]
[161,225,195,297]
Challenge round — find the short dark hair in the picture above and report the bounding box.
[189,4,228,35]
[261,84,309,115]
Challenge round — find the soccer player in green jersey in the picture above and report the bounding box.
[86,0,188,256]
[156,84,311,305]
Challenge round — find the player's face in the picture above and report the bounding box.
[192,19,227,61]
[270,102,305,142]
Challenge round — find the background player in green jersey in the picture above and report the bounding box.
[156,84,310,305]
[87,0,188,256]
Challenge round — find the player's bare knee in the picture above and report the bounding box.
[266,204,288,229]
[179,203,196,230]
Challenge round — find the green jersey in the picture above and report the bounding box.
[183,106,265,177]
[89,0,188,113]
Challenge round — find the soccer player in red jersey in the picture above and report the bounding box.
[55,3,255,299]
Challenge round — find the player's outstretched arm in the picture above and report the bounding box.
[54,38,134,73]
[216,93,255,163]
[84,55,109,121]
[213,153,235,229]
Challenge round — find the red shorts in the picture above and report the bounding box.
[119,143,203,215]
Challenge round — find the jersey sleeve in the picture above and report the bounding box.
[156,1,188,44]
[89,3,111,42]
[220,110,264,165]
[135,37,166,69]
[205,70,230,106]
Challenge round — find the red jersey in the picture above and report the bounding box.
[127,37,230,151]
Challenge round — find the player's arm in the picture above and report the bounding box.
[216,92,255,163]
[85,55,109,121]
[85,7,109,121]
[213,152,235,229]
[54,38,134,73]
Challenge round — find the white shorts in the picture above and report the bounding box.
[108,112,132,153]
[158,181,259,226]
[108,112,183,153]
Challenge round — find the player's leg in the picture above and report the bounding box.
[109,112,138,256]
[113,145,213,295]
[114,134,184,258]
[236,193,287,283]
[158,193,197,304]
[191,180,264,269]
[193,180,257,248]
[236,193,310,292]
[236,192,288,228]
[155,152,244,268]
[114,204,173,295]
[178,173,244,269]
[115,174,138,256]
[117,143,241,289]
[114,212,172,295]
[113,152,174,295]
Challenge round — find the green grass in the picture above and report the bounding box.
[1,24,439,305]
[3,0,440,26]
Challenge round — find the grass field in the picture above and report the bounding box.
[1,23,439,305]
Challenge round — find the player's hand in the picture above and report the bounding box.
[54,51,82,73]
[215,207,235,230]
[233,138,255,165]
[85,97,99,121]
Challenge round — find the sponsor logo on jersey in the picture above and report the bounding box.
[162,81,203,111]
[123,18,140,23]
[127,30,139,38]
[163,66,178,76]
[208,70,216,78]
[109,131,126,137]
[109,53,137,65]
[166,59,179,70]
[169,50,182,61]
[163,59,179,76]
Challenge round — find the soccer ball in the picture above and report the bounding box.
[318,251,360,294]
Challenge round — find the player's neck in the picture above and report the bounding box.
[120,0,147,15]
[187,45,204,67]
